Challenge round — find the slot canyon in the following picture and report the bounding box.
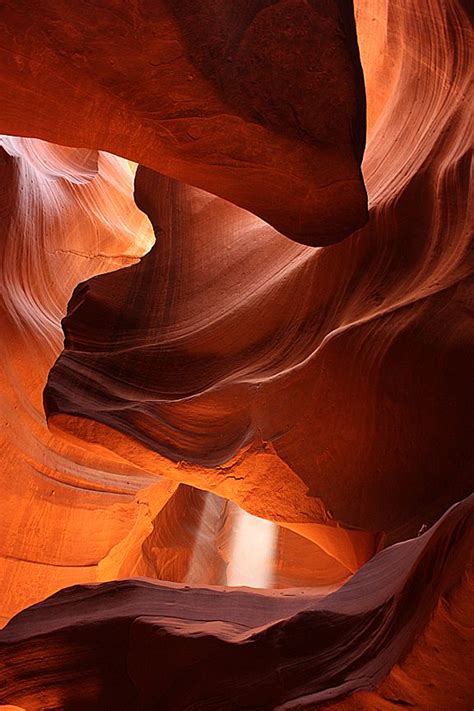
[0,1,472,709]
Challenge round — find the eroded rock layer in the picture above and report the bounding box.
[45,0,473,548]
[0,137,349,623]
[0,0,473,708]
[0,136,180,624]
[1,496,472,710]
[0,0,367,245]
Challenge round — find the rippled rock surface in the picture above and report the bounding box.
[0,0,473,709]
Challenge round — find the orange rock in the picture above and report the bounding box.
[0,0,473,707]
[0,0,368,245]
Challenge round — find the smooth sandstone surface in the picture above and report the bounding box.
[0,136,180,624]
[45,0,473,545]
[1,496,472,709]
[0,0,473,709]
[0,0,368,245]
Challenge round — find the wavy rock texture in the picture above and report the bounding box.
[45,0,473,548]
[0,496,472,710]
[0,0,368,245]
[0,138,342,627]
[0,136,181,625]
[0,0,473,709]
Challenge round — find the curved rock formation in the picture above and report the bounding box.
[0,136,179,624]
[45,0,473,549]
[0,136,350,622]
[0,0,367,245]
[0,0,473,708]
[1,496,472,709]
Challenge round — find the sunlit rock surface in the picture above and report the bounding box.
[0,0,473,708]
[0,136,179,625]
[0,138,341,628]
[1,497,472,709]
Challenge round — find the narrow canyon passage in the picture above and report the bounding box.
[0,0,472,709]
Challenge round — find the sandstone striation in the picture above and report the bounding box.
[1,496,472,709]
[0,0,472,708]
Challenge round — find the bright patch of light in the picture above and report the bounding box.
[227,508,277,588]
